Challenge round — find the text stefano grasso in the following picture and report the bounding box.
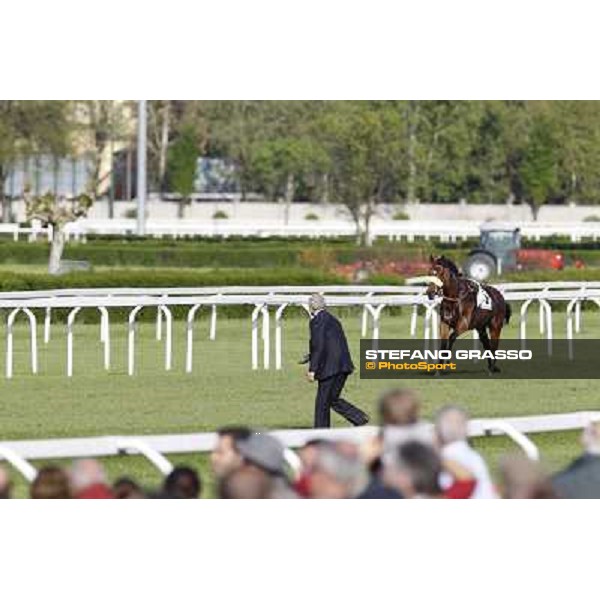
[363,349,533,361]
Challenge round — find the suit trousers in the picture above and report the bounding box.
[314,373,368,428]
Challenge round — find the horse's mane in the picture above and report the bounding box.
[434,256,461,277]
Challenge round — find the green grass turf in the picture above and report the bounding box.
[0,306,598,496]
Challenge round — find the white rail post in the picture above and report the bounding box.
[431,305,439,340]
[481,420,540,461]
[128,306,143,376]
[66,307,82,377]
[22,308,38,374]
[98,307,111,370]
[410,303,419,338]
[576,285,585,334]
[566,297,577,360]
[114,438,173,475]
[371,304,386,340]
[210,295,220,340]
[160,305,173,371]
[262,305,270,369]
[361,292,374,336]
[6,308,19,379]
[155,294,166,341]
[539,299,553,356]
[423,305,432,349]
[5,308,38,377]
[185,304,202,373]
[0,447,38,482]
[539,298,546,335]
[251,304,264,370]
[275,303,288,370]
[519,299,533,350]
[44,306,51,344]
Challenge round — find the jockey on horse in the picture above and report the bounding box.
[424,255,511,373]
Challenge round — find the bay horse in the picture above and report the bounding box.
[426,255,512,373]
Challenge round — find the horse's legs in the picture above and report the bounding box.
[486,316,504,373]
[478,327,499,373]
[439,321,451,351]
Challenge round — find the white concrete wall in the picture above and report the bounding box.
[9,198,600,224]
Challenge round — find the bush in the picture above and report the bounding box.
[583,215,600,222]
[212,210,229,219]
[0,267,348,322]
[392,210,410,220]
[304,212,319,220]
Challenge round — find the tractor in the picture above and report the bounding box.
[463,223,565,281]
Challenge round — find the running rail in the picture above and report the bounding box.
[1,411,599,481]
[3,285,600,376]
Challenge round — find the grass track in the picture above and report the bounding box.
[0,307,598,496]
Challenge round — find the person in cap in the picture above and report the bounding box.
[305,293,369,428]
[236,432,298,498]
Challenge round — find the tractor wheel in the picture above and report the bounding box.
[464,253,496,281]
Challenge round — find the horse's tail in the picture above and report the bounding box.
[505,302,512,324]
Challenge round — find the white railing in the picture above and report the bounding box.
[0,222,51,242]
[1,282,599,377]
[61,218,600,242]
[4,218,599,242]
[1,411,598,482]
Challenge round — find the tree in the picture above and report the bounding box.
[318,102,403,245]
[0,101,69,222]
[518,115,559,219]
[25,192,93,273]
[204,101,281,199]
[167,127,198,218]
[73,101,129,208]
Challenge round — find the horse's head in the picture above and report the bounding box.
[426,255,460,299]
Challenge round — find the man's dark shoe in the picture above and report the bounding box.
[354,413,370,426]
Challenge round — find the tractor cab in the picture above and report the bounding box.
[463,223,520,281]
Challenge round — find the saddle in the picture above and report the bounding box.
[464,278,492,310]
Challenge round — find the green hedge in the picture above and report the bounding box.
[0,241,304,269]
[0,267,347,292]
[0,268,349,323]
[0,238,438,269]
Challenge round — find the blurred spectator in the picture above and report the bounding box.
[219,465,273,499]
[552,420,600,499]
[384,441,443,499]
[435,405,496,499]
[31,466,71,499]
[379,389,433,460]
[499,455,556,499]
[0,466,12,499]
[236,432,298,498]
[210,426,252,481]
[70,459,114,499]
[163,466,202,499]
[113,477,145,499]
[306,442,384,499]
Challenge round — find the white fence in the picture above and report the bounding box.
[57,218,600,242]
[1,411,598,482]
[0,222,50,241]
[4,218,600,242]
[0,281,599,378]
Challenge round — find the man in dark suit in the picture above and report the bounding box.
[305,293,369,428]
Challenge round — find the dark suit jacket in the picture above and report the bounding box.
[309,310,354,381]
[552,453,600,499]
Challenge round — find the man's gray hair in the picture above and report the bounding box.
[308,293,326,313]
[315,445,368,495]
[435,405,469,445]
